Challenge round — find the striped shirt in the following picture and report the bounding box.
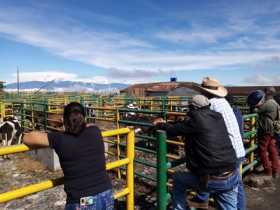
[210,98,245,158]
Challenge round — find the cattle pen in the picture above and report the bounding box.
[0,94,263,210]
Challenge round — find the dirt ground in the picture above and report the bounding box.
[245,175,280,210]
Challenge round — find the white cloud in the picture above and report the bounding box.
[0,3,280,83]
[81,76,109,84]
[156,28,230,44]
[11,71,77,82]
[8,70,142,84]
[243,74,280,86]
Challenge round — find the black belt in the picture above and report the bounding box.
[209,170,235,180]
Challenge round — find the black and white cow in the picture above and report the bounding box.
[0,116,23,148]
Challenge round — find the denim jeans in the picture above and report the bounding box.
[196,158,246,210]
[172,171,238,210]
[65,190,114,210]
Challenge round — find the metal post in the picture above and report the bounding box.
[116,108,121,179]
[44,103,48,131]
[20,103,24,129]
[127,128,135,210]
[157,130,168,210]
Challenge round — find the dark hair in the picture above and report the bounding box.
[264,87,276,97]
[225,94,236,105]
[63,102,86,135]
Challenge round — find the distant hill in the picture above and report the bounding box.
[5,81,128,93]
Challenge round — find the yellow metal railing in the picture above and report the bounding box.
[0,127,135,210]
[0,101,4,119]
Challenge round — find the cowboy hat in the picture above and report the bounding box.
[198,77,228,97]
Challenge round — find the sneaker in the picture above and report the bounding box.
[188,196,209,209]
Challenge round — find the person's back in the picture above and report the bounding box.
[185,107,236,175]
[257,98,278,136]
[195,77,246,210]
[154,95,239,210]
[48,126,111,203]
[209,97,245,159]
[23,102,113,209]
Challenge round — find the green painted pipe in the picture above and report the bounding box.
[134,171,157,182]
[118,119,153,127]
[119,108,165,115]
[156,130,168,210]
[119,154,157,168]
[135,134,157,141]
[134,159,157,168]
[119,143,157,154]
[243,113,257,120]
[243,130,257,139]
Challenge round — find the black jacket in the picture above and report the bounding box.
[155,106,236,176]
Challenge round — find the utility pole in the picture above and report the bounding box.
[17,66,20,96]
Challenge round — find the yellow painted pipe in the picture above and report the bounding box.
[106,158,129,170]
[114,188,129,199]
[126,129,135,210]
[102,128,130,138]
[166,139,185,146]
[0,158,131,203]
[0,178,64,203]
[103,139,116,144]
[167,154,181,160]
[0,144,30,156]
[0,128,130,156]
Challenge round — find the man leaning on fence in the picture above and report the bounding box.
[194,77,246,210]
[247,90,280,178]
[153,95,239,210]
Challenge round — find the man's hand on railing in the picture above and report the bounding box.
[152,117,165,125]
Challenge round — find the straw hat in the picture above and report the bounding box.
[199,77,228,97]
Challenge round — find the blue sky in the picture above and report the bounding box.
[0,0,280,85]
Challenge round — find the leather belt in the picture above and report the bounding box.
[209,170,235,180]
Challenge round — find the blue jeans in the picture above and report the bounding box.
[196,159,246,210]
[172,170,238,210]
[65,190,114,210]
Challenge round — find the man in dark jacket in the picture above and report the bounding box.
[248,90,279,178]
[154,95,238,210]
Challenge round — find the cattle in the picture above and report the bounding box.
[85,103,96,124]
[0,116,23,159]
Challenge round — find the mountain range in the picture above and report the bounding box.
[5,81,128,93]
